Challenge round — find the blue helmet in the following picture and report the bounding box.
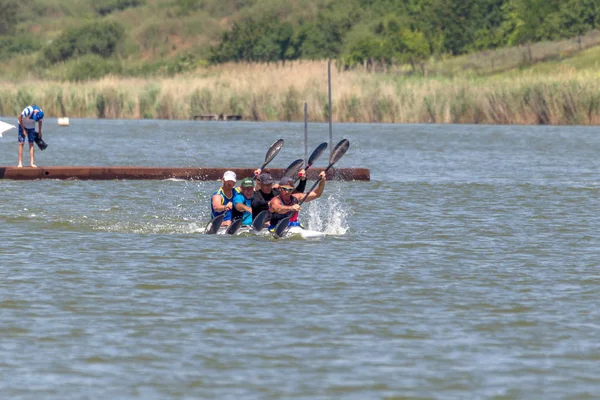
[33,110,44,122]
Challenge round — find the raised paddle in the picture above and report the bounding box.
[297,138,350,206]
[283,158,304,180]
[294,142,328,183]
[225,218,243,235]
[204,214,224,234]
[259,138,284,172]
[253,138,284,182]
[273,138,350,239]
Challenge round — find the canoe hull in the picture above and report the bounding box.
[213,225,325,239]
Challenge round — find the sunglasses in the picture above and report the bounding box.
[280,187,293,192]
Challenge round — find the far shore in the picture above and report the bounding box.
[1,61,599,125]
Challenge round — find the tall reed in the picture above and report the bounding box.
[1,61,599,124]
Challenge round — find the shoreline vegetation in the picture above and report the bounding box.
[2,1,600,125]
[1,60,600,125]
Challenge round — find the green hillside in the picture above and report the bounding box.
[1,0,600,81]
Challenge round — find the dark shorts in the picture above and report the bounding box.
[18,126,37,143]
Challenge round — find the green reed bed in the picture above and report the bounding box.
[1,65,599,125]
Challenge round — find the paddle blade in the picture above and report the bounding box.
[252,210,270,232]
[225,218,243,235]
[204,214,224,234]
[307,142,328,167]
[329,139,350,166]
[297,139,350,207]
[273,216,291,239]
[294,142,329,183]
[284,159,304,179]
[261,138,284,169]
[35,137,48,150]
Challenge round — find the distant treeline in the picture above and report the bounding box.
[210,0,600,70]
[1,0,599,77]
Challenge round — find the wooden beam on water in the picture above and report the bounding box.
[0,166,370,181]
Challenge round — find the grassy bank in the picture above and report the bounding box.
[1,60,600,125]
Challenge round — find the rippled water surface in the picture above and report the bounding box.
[1,118,600,399]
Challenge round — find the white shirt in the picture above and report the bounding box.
[20,106,38,129]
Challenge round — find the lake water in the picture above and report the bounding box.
[1,118,600,399]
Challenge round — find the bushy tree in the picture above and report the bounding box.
[342,27,386,70]
[42,21,125,64]
[208,0,600,65]
[0,36,41,59]
[343,16,431,72]
[557,0,600,38]
[209,17,295,62]
[0,0,17,35]
[0,0,31,35]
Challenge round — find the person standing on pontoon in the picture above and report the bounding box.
[17,105,44,168]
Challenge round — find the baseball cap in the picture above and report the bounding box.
[33,110,44,122]
[223,170,237,182]
[279,176,295,187]
[240,177,254,188]
[258,172,274,184]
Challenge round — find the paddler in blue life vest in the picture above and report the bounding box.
[232,177,255,227]
[268,171,326,230]
[210,170,237,227]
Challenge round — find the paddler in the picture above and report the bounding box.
[251,170,308,227]
[268,172,326,230]
[210,170,237,227]
[232,177,255,227]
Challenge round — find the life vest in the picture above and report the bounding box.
[269,194,299,227]
[210,187,237,221]
[232,191,253,226]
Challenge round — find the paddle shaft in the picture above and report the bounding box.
[294,162,314,184]
[297,165,333,206]
[284,159,304,179]
[294,142,327,183]
[255,138,284,179]
[261,138,284,170]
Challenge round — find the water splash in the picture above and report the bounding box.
[303,185,349,235]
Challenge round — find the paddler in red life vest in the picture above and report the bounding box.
[210,170,237,227]
[268,171,326,230]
